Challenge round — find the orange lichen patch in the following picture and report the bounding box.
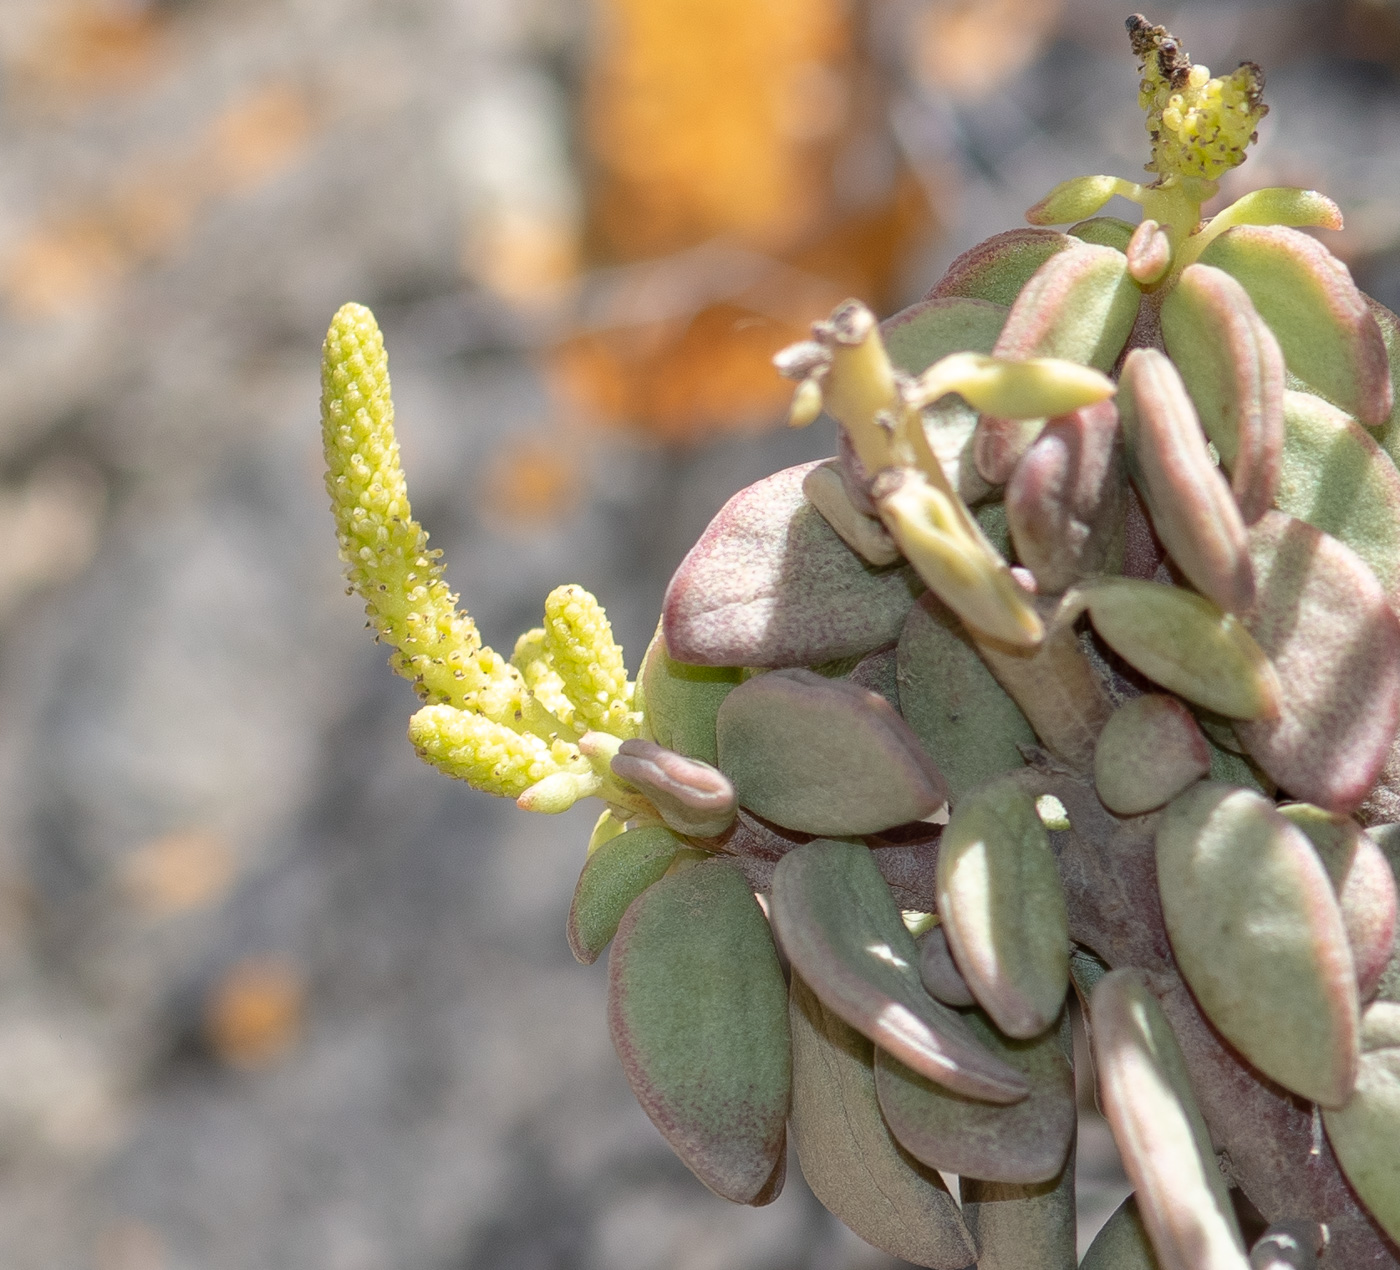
[462,211,580,306]
[205,958,305,1070]
[1,81,316,321]
[478,435,585,529]
[119,829,235,917]
[911,0,1064,101]
[584,0,851,260]
[5,1,171,111]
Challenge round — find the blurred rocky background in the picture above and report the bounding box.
[0,0,1398,1266]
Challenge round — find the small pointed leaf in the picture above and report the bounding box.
[1156,783,1360,1107]
[608,858,790,1205]
[1090,969,1250,1270]
[769,838,1030,1102]
[716,669,947,835]
[874,1006,1075,1183]
[936,778,1069,1038]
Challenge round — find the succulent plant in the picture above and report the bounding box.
[320,15,1400,1269]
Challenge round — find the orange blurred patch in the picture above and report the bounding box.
[205,958,305,1070]
[462,211,579,307]
[910,0,1063,101]
[478,436,585,530]
[120,829,235,917]
[1,81,316,321]
[6,2,170,111]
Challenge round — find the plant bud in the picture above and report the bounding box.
[611,739,737,839]
[1025,174,1121,226]
[1126,218,1172,284]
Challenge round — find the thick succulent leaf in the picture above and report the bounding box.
[959,1157,1077,1270]
[1322,1001,1400,1246]
[1089,969,1250,1270]
[1366,824,1400,1003]
[1198,225,1392,427]
[1080,1195,1161,1270]
[1160,263,1285,524]
[936,778,1070,1038]
[1082,578,1279,720]
[1275,390,1400,616]
[638,628,742,767]
[716,669,947,835]
[802,461,901,566]
[1156,783,1360,1107]
[1118,348,1255,613]
[608,858,790,1204]
[1196,187,1344,239]
[611,740,737,839]
[1005,399,1126,593]
[846,643,899,709]
[918,923,975,1006]
[787,975,978,1270]
[1364,297,1400,467]
[1069,216,1137,251]
[1094,695,1211,816]
[769,838,1029,1101]
[927,228,1079,307]
[874,1006,1075,1183]
[1278,803,1398,1003]
[882,295,1008,372]
[567,824,682,965]
[662,462,921,667]
[1126,219,1172,286]
[896,595,1035,799]
[992,241,1141,372]
[1235,511,1400,811]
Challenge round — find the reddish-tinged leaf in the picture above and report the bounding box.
[1094,695,1211,816]
[927,228,1079,307]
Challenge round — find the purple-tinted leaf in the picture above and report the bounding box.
[716,669,947,835]
[1118,348,1255,614]
[1005,398,1126,593]
[1161,263,1285,524]
[611,739,737,838]
[918,923,976,1007]
[1090,969,1250,1270]
[1235,512,1400,812]
[874,1006,1075,1183]
[881,294,1008,372]
[1156,783,1359,1107]
[608,858,790,1204]
[1199,225,1392,427]
[769,839,1029,1102]
[787,975,977,1270]
[927,228,1079,307]
[663,462,921,668]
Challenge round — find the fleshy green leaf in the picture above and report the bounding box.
[1068,216,1137,251]
[1089,969,1250,1270]
[1160,263,1284,524]
[567,824,682,965]
[1094,695,1211,816]
[918,923,975,1007]
[662,462,921,668]
[1079,1195,1161,1270]
[787,975,977,1269]
[1322,1001,1400,1246]
[716,669,947,835]
[1274,390,1400,616]
[608,858,790,1204]
[638,628,743,766]
[1081,577,1279,720]
[896,595,1035,799]
[1199,224,1392,427]
[1235,512,1400,811]
[1156,783,1360,1107]
[874,1006,1075,1183]
[959,1160,1077,1270]
[769,839,1030,1101]
[936,778,1069,1038]
[610,740,737,839]
[882,294,1008,372]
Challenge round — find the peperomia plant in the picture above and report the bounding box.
[320,15,1400,1269]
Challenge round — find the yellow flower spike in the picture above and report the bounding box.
[542,584,641,738]
[409,705,591,800]
[511,628,578,731]
[911,352,1115,419]
[1129,15,1266,184]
